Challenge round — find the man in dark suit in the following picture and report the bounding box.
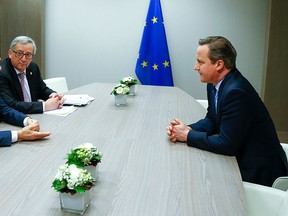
[166,36,288,187]
[0,97,50,147]
[0,36,64,114]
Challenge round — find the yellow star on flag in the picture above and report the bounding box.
[151,16,158,24]
[163,60,170,68]
[152,63,158,70]
[141,61,148,68]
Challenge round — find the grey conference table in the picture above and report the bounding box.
[0,82,246,216]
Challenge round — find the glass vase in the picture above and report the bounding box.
[60,190,91,215]
[114,94,127,106]
[129,85,136,96]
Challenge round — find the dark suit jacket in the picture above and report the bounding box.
[0,97,26,147]
[187,68,288,186]
[0,58,55,114]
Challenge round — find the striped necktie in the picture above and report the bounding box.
[18,73,30,102]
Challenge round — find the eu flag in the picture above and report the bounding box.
[135,0,174,86]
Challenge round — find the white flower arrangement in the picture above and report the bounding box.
[66,142,102,167]
[120,76,138,87]
[52,164,94,194]
[110,83,130,95]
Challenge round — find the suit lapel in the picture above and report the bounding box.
[217,69,237,110]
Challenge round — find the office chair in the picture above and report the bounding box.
[272,143,288,191]
[243,181,288,216]
[43,77,68,94]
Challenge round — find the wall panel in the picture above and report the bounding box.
[0,0,45,76]
[264,0,288,142]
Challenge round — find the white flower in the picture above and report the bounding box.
[69,164,81,180]
[111,83,130,95]
[116,87,124,94]
[78,142,94,149]
[123,86,130,94]
[55,164,68,180]
[122,77,131,82]
[52,163,94,193]
[67,143,102,167]
[121,76,137,87]
[55,170,64,181]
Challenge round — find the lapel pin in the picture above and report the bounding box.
[30,71,33,75]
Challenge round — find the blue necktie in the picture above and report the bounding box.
[212,86,217,113]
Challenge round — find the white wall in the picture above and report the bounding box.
[45,0,269,99]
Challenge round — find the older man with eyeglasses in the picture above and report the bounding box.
[0,36,64,114]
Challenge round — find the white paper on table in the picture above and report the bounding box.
[63,94,95,106]
[44,106,78,116]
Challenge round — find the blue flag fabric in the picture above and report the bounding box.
[135,0,174,86]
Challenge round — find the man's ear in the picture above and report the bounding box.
[215,59,225,71]
[8,49,13,58]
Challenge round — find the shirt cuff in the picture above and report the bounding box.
[11,131,18,143]
[43,102,45,112]
[23,117,30,126]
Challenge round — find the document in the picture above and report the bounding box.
[44,106,78,116]
[63,94,95,106]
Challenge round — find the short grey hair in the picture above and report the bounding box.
[10,36,37,55]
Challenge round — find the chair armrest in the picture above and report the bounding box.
[272,177,288,191]
[243,181,286,216]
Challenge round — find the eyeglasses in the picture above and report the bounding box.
[11,50,34,59]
